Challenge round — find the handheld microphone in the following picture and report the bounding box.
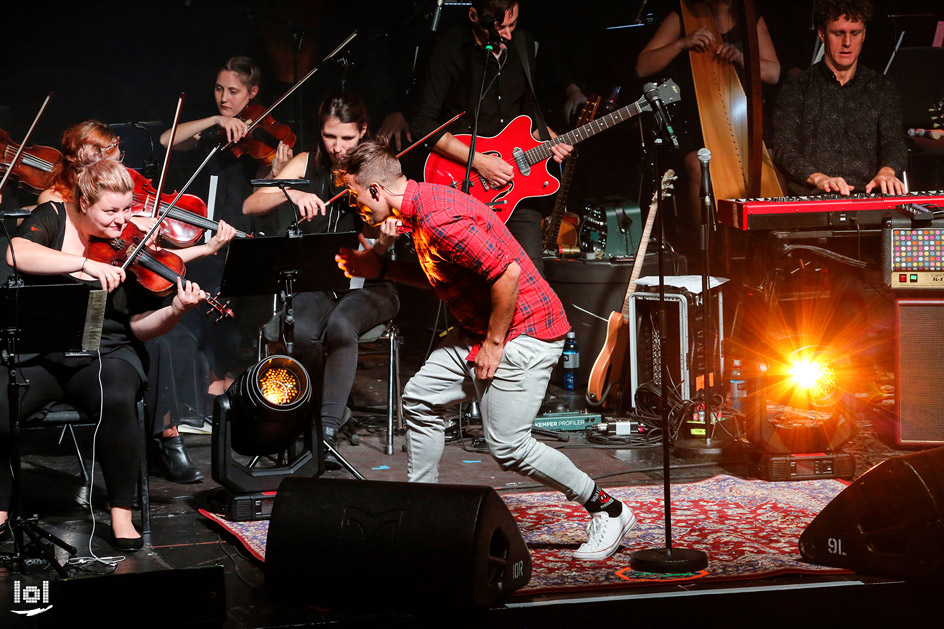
[643,82,678,149]
[0,208,31,219]
[697,147,712,206]
[250,178,311,187]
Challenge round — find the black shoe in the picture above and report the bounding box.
[154,434,204,483]
[112,534,144,552]
[323,426,341,471]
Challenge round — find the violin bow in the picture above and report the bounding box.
[323,110,467,206]
[0,92,53,197]
[122,93,185,272]
[156,29,359,223]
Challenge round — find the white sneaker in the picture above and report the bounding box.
[573,504,636,561]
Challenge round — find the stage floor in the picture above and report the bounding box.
[0,336,935,627]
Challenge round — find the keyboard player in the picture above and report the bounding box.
[771,0,907,197]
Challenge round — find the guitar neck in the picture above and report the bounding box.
[525,99,647,166]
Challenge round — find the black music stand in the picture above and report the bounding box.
[1,283,104,575]
[218,232,365,480]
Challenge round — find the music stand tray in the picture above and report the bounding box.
[0,283,104,353]
[219,232,359,297]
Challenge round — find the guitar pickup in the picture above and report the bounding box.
[487,200,507,206]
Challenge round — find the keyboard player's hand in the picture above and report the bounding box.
[865,167,905,196]
[810,173,853,196]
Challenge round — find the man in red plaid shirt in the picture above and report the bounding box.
[335,141,635,561]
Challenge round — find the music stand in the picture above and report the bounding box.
[1,283,105,575]
[218,232,365,479]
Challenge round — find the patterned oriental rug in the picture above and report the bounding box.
[199,474,851,595]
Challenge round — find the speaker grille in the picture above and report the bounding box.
[897,300,944,444]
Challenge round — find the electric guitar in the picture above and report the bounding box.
[586,170,676,407]
[542,96,600,252]
[424,80,681,223]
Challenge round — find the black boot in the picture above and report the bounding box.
[154,434,204,483]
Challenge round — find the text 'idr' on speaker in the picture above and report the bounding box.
[895,298,944,446]
[799,447,944,581]
[265,478,532,609]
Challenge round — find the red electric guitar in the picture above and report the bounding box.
[423,79,680,223]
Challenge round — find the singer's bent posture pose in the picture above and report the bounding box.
[336,140,635,561]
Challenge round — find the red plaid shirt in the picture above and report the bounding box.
[398,181,569,359]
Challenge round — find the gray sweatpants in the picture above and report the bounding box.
[402,330,596,504]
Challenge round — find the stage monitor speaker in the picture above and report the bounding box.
[895,298,944,446]
[265,477,532,609]
[799,447,944,581]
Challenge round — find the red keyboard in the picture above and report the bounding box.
[718,192,944,231]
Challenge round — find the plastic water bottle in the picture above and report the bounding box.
[563,331,580,391]
[728,358,746,414]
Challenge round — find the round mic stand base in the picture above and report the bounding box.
[631,546,708,573]
[673,436,740,460]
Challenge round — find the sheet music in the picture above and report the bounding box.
[82,289,107,351]
[637,275,728,294]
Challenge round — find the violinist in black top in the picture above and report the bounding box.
[160,56,289,392]
[243,92,399,448]
[0,149,207,550]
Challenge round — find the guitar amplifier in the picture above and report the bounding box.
[578,199,642,259]
[628,278,725,402]
[883,213,944,289]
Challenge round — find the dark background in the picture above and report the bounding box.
[1,0,942,205]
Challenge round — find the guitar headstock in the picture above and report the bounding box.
[660,169,677,199]
[654,79,681,106]
[649,169,676,208]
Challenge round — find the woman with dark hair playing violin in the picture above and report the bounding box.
[36,118,236,484]
[0,148,208,550]
[243,91,399,450]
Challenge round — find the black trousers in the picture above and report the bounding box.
[0,355,143,510]
[292,283,400,431]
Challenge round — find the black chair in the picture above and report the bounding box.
[21,398,152,535]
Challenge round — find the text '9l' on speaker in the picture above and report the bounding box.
[264,477,532,609]
[799,447,944,581]
[895,298,944,446]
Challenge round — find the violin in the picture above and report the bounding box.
[127,168,250,248]
[0,128,62,193]
[84,221,234,323]
[223,103,296,167]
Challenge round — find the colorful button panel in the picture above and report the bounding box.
[892,229,944,271]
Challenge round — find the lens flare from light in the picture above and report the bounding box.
[788,356,836,405]
[258,367,300,406]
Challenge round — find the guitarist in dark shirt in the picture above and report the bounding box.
[410,0,572,274]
